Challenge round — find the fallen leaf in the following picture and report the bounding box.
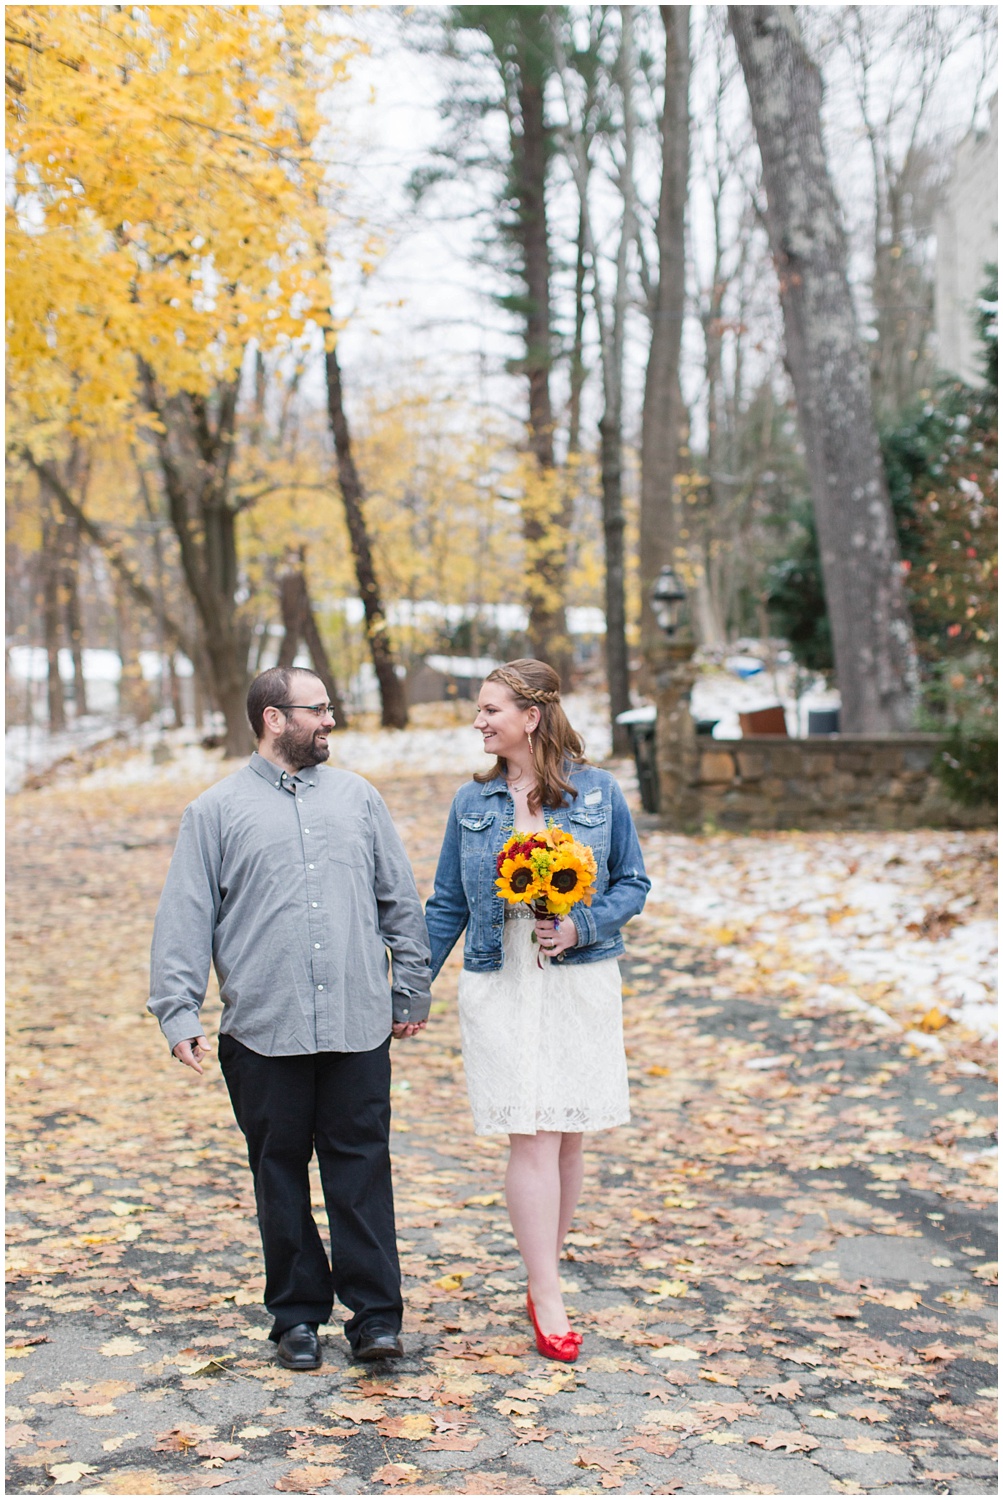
[99,1337,145,1357]
[377,1413,436,1440]
[153,1425,216,1453]
[971,1261,998,1284]
[196,1442,244,1461]
[369,1462,422,1487]
[237,1425,271,1438]
[844,1436,895,1454]
[275,1465,346,1493]
[101,1433,138,1452]
[48,1462,99,1485]
[915,1341,960,1363]
[426,1430,485,1451]
[748,1431,819,1453]
[649,1343,701,1361]
[327,1398,386,1423]
[846,1407,889,1424]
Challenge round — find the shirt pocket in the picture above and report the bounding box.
[458,813,497,904]
[325,814,372,870]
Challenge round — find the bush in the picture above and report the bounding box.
[936,726,998,807]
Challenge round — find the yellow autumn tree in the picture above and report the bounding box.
[6,6,354,750]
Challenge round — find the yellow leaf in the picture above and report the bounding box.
[917,1007,950,1032]
[434,1272,470,1291]
[100,1337,146,1357]
[650,1344,701,1361]
[49,1462,99,1485]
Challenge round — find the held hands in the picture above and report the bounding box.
[534,915,579,958]
[392,1019,427,1040]
[173,1036,210,1075]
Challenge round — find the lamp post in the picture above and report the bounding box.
[650,564,688,638]
[649,565,701,829]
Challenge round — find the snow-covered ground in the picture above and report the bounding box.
[643,829,998,1045]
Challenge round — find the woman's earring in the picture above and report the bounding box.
[526,726,534,754]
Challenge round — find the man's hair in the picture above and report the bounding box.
[247,666,302,740]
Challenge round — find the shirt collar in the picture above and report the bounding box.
[480,775,508,797]
[249,750,318,791]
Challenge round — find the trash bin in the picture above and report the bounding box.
[615,707,659,814]
[807,708,840,736]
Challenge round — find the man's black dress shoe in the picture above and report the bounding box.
[276,1323,321,1370]
[354,1327,404,1361]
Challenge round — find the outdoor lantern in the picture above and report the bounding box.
[650,564,687,637]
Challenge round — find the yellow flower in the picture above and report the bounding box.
[538,848,597,916]
[495,854,542,904]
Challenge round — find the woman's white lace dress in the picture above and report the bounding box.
[457,908,630,1135]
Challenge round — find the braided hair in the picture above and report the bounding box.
[474,658,587,812]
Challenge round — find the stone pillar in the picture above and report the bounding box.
[652,634,702,830]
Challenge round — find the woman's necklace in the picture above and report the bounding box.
[506,770,536,795]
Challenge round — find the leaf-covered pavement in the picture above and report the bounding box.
[6,760,998,1496]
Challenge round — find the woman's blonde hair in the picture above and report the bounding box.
[474,658,587,813]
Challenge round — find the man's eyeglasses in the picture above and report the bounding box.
[274,703,338,719]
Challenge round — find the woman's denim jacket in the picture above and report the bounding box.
[426,764,651,980]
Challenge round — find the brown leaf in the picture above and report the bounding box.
[369,1463,422,1488]
[843,1436,894,1454]
[761,1379,802,1402]
[196,1442,244,1461]
[627,1436,679,1458]
[846,1407,889,1425]
[275,1465,346,1493]
[425,1431,485,1452]
[748,1431,820,1453]
[376,1414,436,1441]
[574,1447,623,1473]
[152,1425,216,1453]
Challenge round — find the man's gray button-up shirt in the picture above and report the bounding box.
[149,752,432,1056]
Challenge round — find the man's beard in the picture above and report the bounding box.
[275,720,330,770]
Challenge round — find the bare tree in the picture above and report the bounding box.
[276,546,348,727]
[324,340,408,729]
[729,5,918,732]
[639,5,691,673]
[553,5,634,751]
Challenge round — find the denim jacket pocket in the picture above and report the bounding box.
[567,806,610,873]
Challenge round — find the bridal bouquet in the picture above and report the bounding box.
[495,824,597,920]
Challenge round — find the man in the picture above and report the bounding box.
[149,667,430,1370]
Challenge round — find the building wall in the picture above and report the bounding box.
[656,734,994,832]
[935,94,998,385]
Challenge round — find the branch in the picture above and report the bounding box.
[22,451,196,661]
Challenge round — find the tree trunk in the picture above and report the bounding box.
[62,516,88,717]
[639,5,691,677]
[24,453,195,664]
[277,551,348,727]
[323,340,408,729]
[138,366,254,756]
[40,507,66,733]
[729,5,918,731]
[114,578,151,724]
[513,42,572,684]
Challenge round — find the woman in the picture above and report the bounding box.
[425,659,650,1361]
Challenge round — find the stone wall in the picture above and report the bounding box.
[656,732,995,832]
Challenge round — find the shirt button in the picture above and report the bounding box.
[314,943,320,949]
[312,902,318,908]
[317,984,324,991]
[401,1008,409,1016]
[308,864,315,870]
[304,829,310,834]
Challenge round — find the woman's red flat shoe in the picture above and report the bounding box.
[527,1291,582,1363]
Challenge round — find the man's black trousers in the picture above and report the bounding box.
[218,1033,403,1348]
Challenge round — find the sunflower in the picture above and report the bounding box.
[495,853,543,905]
[538,847,597,916]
